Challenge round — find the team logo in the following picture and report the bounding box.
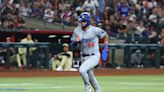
[82,15,85,18]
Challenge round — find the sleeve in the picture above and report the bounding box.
[95,27,107,38]
[70,29,78,50]
[71,30,76,41]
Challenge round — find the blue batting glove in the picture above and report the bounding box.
[101,44,109,61]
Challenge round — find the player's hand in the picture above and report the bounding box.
[53,55,59,59]
[104,40,109,45]
[75,35,81,42]
[101,44,109,61]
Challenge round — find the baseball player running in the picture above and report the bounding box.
[71,12,109,92]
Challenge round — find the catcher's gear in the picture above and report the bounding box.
[101,44,109,61]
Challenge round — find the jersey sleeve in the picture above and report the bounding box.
[95,27,107,38]
[71,30,76,41]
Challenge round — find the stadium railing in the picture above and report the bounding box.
[100,44,164,68]
[0,43,163,69]
[0,42,50,69]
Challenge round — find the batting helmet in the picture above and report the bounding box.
[79,12,91,28]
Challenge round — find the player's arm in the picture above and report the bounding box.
[96,27,109,44]
[104,33,109,45]
[70,30,80,51]
[99,29,110,61]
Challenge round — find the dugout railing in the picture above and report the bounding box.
[0,42,50,69]
[100,44,164,68]
[0,43,163,69]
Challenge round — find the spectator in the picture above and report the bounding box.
[5,37,22,69]
[51,43,73,71]
[42,0,51,9]
[118,24,132,43]
[18,34,35,68]
[17,12,26,28]
[19,0,31,17]
[109,15,119,34]
[148,8,158,26]
[83,0,97,15]
[0,0,13,16]
[1,0,164,29]
[75,1,84,16]
[94,11,101,26]
[130,49,144,68]
[117,0,130,17]
[159,10,164,29]
[44,7,55,23]
[50,0,58,9]
[98,0,105,14]
[130,0,138,4]
[0,37,22,69]
[61,5,74,26]
[136,20,146,37]
[12,13,26,29]
[128,14,137,36]
[1,12,15,29]
[58,0,67,12]
[147,24,158,44]
[30,0,44,18]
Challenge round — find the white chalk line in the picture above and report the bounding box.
[0,83,83,89]
[0,83,47,86]
[0,82,164,90]
[114,82,164,86]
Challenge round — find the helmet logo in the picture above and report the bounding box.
[82,15,85,18]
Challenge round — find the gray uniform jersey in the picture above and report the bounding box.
[71,25,107,54]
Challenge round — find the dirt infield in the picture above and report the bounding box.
[0,68,164,77]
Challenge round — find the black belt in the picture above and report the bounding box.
[82,53,95,57]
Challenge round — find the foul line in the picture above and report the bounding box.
[0,83,83,89]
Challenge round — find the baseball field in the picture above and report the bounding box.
[0,69,164,92]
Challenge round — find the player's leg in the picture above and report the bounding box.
[51,58,57,70]
[79,53,100,92]
[52,58,61,70]
[88,69,101,92]
[10,54,21,68]
[56,56,67,71]
[22,53,27,67]
[16,54,22,68]
[79,60,91,92]
[63,58,72,71]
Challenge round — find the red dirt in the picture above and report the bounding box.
[0,68,164,77]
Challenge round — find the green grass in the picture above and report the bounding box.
[0,75,164,92]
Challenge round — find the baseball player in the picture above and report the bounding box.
[51,43,73,71]
[71,12,109,92]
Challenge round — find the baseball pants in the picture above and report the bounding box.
[79,53,101,92]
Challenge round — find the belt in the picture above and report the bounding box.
[82,53,95,57]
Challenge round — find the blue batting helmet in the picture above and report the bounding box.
[79,12,91,27]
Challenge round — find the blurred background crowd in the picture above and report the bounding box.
[0,0,164,44]
[0,0,164,69]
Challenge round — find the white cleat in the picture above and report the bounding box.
[86,86,91,92]
[56,67,63,71]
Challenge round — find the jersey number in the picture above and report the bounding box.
[87,42,94,48]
